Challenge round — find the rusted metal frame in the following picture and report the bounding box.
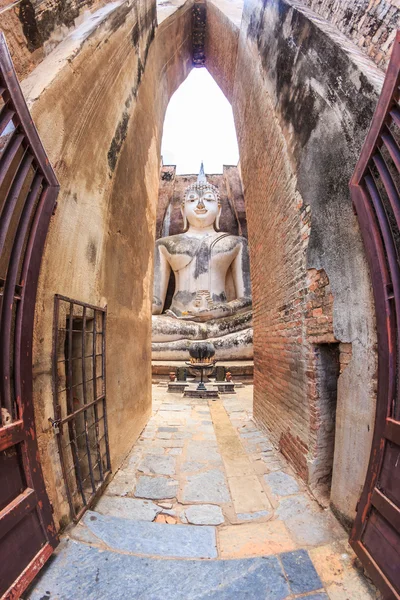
[14,182,59,548]
[0,106,15,137]
[372,151,400,229]
[72,472,111,523]
[385,417,400,444]
[52,296,76,520]
[0,34,59,187]
[81,306,96,494]
[390,107,400,128]
[351,32,400,186]
[381,126,400,172]
[55,293,107,313]
[101,310,111,471]
[0,419,23,451]
[371,488,400,536]
[0,137,29,201]
[66,301,87,507]
[0,488,36,540]
[364,173,400,401]
[349,184,395,544]
[92,313,104,481]
[0,173,43,422]
[57,394,105,424]
[58,375,97,393]
[2,542,54,600]
[351,540,399,600]
[0,152,34,257]
[57,353,99,364]
[0,132,24,185]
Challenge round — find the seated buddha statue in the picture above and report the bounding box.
[152,165,253,360]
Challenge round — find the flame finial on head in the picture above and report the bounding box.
[197,161,207,185]
[183,162,220,204]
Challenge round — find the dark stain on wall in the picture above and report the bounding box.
[108,112,130,173]
[18,0,43,51]
[86,240,97,265]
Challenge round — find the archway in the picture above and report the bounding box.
[1,0,390,594]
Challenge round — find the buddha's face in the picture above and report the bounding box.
[182,187,221,229]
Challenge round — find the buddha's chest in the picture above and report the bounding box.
[168,247,236,280]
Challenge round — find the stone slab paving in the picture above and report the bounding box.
[26,539,329,600]
[184,504,225,525]
[26,386,379,599]
[95,496,162,521]
[82,511,217,558]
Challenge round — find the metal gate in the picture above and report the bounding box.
[0,34,59,598]
[51,295,111,522]
[349,31,400,600]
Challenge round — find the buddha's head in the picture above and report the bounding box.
[181,163,221,231]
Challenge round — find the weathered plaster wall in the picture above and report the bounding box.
[206,0,382,522]
[299,0,400,70]
[23,0,192,528]
[0,0,109,79]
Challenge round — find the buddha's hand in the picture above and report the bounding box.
[180,304,234,322]
[152,296,163,315]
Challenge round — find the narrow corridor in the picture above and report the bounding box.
[26,387,378,599]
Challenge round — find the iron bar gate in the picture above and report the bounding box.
[52,295,111,521]
[349,31,400,600]
[0,33,59,598]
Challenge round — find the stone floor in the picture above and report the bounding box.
[26,386,379,600]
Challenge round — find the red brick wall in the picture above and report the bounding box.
[298,0,399,70]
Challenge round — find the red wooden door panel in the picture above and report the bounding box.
[0,34,59,599]
[349,31,400,600]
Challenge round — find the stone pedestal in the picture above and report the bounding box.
[183,385,219,399]
[167,382,188,393]
[212,382,236,394]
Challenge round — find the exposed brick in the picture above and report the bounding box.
[299,0,399,70]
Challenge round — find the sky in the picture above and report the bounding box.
[161,68,239,175]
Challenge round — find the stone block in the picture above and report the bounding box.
[26,540,291,600]
[95,496,162,522]
[184,504,224,525]
[135,475,178,500]
[276,496,346,547]
[218,520,296,558]
[82,512,217,559]
[228,475,271,513]
[280,549,323,594]
[105,470,136,497]
[186,443,221,463]
[264,471,300,496]
[182,469,230,503]
[237,510,270,521]
[138,455,176,476]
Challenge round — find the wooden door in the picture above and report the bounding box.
[0,34,59,598]
[349,32,400,600]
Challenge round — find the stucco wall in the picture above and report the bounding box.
[206,0,382,522]
[23,0,192,528]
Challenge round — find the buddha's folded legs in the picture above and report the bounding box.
[152,328,253,361]
[152,311,253,343]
